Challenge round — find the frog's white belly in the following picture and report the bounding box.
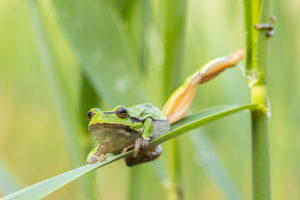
[90,119,170,153]
[91,126,138,153]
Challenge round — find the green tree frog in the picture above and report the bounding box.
[87,103,170,166]
[87,49,244,166]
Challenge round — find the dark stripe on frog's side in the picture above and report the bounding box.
[102,111,161,123]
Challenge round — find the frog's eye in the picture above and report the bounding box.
[87,110,94,121]
[116,107,128,118]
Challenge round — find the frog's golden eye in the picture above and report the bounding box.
[116,107,128,118]
[87,110,94,121]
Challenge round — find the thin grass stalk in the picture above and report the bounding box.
[162,0,187,199]
[26,0,97,199]
[242,0,272,199]
[126,167,140,200]
[79,72,100,200]
[114,1,151,199]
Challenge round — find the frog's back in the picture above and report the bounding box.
[128,103,167,120]
[129,103,170,139]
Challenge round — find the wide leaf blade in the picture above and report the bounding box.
[53,0,147,106]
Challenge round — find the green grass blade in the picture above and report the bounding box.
[26,0,83,167]
[162,0,187,99]
[0,161,22,195]
[0,157,122,200]
[79,72,100,130]
[154,104,257,145]
[161,1,188,196]
[114,0,151,73]
[0,104,257,200]
[78,70,100,200]
[25,1,96,199]
[53,0,147,106]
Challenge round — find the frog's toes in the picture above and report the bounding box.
[141,137,151,149]
[87,156,98,164]
[87,154,106,164]
[134,137,151,157]
[99,154,107,161]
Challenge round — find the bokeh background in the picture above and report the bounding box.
[0,0,299,199]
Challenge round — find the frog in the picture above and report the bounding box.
[87,49,244,166]
[87,103,170,166]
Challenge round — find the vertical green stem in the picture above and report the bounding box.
[162,0,187,99]
[79,72,100,200]
[166,140,183,200]
[251,86,270,200]
[242,0,272,199]
[251,109,270,199]
[162,0,187,200]
[126,167,139,200]
[26,0,97,199]
[115,1,151,200]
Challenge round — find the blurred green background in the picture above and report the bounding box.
[0,0,299,199]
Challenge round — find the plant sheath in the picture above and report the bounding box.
[242,0,272,199]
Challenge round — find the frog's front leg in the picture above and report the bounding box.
[133,117,153,157]
[87,145,106,164]
[123,117,161,166]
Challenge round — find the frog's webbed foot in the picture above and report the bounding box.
[133,137,151,157]
[125,145,162,167]
[87,145,106,164]
[87,154,106,164]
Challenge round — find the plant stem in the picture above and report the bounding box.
[166,140,183,200]
[26,0,98,199]
[162,0,187,199]
[115,1,151,200]
[251,86,270,200]
[126,168,134,200]
[242,0,272,199]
